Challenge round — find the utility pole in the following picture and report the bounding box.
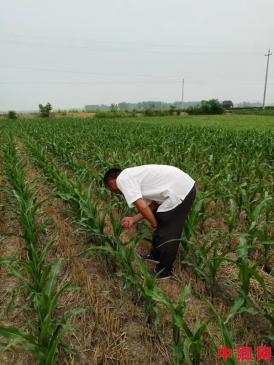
[263,49,272,110]
[181,78,184,109]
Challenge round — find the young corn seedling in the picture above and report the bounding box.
[149,284,192,365]
[222,198,236,235]
[200,294,236,365]
[244,193,272,245]
[221,238,268,323]
[134,253,163,324]
[225,237,268,303]
[182,314,215,365]
[256,300,274,351]
[78,232,147,295]
[182,233,247,295]
[0,234,58,310]
[0,259,84,364]
[144,283,214,365]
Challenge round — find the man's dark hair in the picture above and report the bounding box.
[104,168,122,185]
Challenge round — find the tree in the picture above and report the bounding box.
[137,102,143,110]
[110,103,119,112]
[39,103,53,118]
[169,105,176,115]
[118,102,129,110]
[7,110,17,119]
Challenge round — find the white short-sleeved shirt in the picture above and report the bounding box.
[116,165,195,213]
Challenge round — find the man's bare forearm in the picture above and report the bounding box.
[132,201,159,223]
[134,199,158,227]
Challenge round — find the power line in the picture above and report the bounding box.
[1,81,272,85]
[0,65,264,79]
[0,40,263,56]
[0,31,270,50]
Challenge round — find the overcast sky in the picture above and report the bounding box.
[1,0,274,110]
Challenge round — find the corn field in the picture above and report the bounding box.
[0,117,274,365]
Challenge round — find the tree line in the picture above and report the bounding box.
[85,101,200,111]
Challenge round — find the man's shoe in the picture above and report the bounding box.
[149,268,171,280]
[139,252,160,264]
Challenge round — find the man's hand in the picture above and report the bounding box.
[151,224,158,232]
[121,217,135,229]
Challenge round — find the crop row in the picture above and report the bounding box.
[0,135,85,364]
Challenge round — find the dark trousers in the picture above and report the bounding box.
[150,185,196,274]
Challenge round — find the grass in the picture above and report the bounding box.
[134,114,274,132]
[1,113,274,132]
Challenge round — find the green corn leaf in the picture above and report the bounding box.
[39,265,53,291]
[45,258,62,296]
[0,326,36,344]
[40,322,54,347]
[38,234,58,272]
[225,297,245,324]
[59,343,78,355]
[181,260,212,287]
[153,306,161,327]
[7,265,35,293]
[6,289,21,317]
[45,329,65,365]
[225,297,258,324]
[183,337,200,365]
[66,308,86,320]
[27,321,40,336]
[77,246,115,258]
[0,233,23,242]
[18,341,48,363]
[200,294,235,364]
[193,316,215,341]
[256,300,274,311]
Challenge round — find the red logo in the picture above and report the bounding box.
[218,347,232,361]
[237,347,252,360]
[257,347,271,361]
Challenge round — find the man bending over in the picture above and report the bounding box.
[104,164,196,279]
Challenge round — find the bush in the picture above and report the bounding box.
[7,110,17,119]
[169,105,177,115]
[186,106,204,115]
[186,99,225,115]
[143,109,170,117]
[200,99,225,114]
[39,103,53,118]
[95,110,136,119]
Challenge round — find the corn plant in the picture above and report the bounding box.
[78,234,147,294]
[222,238,268,303]
[0,259,83,364]
[222,198,236,234]
[142,283,215,365]
[256,300,274,350]
[134,253,163,322]
[201,294,236,365]
[182,233,247,295]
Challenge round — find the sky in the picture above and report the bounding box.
[1,0,274,111]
